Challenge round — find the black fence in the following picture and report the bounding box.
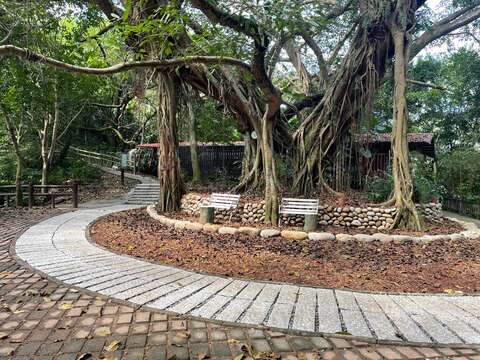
[138,144,244,178]
[178,145,244,178]
[443,198,480,219]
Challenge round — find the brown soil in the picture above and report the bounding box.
[167,211,462,236]
[80,173,137,203]
[90,208,480,294]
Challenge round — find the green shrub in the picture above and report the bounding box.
[365,175,393,202]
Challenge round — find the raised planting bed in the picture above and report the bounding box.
[90,208,480,294]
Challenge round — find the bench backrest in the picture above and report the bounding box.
[279,198,319,215]
[209,193,241,209]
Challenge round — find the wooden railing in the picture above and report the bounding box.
[0,183,79,209]
[69,146,121,168]
[443,198,480,219]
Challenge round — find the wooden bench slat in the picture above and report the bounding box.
[279,197,319,216]
[208,193,240,209]
[282,198,319,202]
[281,210,318,215]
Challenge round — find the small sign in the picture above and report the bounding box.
[121,153,128,168]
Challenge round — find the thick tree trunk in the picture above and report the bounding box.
[186,98,202,184]
[261,107,279,224]
[389,3,423,230]
[156,72,185,212]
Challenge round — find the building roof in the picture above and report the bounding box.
[137,141,244,148]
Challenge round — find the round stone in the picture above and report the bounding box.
[260,229,281,238]
[353,234,375,242]
[336,233,355,242]
[281,230,308,241]
[218,226,238,235]
[308,232,335,241]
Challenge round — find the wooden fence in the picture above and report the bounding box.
[69,146,121,168]
[0,183,79,209]
[443,198,480,219]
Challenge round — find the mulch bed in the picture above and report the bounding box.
[90,208,480,294]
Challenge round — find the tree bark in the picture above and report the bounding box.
[261,106,279,224]
[186,97,202,184]
[14,148,23,206]
[156,72,185,212]
[1,108,24,206]
[389,1,423,230]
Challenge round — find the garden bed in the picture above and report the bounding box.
[90,208,480,294]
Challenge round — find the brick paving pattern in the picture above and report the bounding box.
[0,207,479,359]
[17,205,480,346]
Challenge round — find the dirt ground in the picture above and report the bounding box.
[90,208,480,294]
[80,173,138,203]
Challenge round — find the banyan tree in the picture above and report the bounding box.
[1,0,479,229]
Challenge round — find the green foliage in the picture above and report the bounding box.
[438,149,480,202]
[365,175,393,202]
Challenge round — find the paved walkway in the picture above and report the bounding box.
[7,209,480,359]
[14,205,480,349]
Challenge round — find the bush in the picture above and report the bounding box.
[366,175,393,202]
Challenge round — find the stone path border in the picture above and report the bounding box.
[147,205,480,244]
[14,205,480,347]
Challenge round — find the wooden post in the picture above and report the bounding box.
[72,181,79,208]
[51,193,55,208]
[28,183,34,209]
[304,214,318,232]
[199,206,214,224]
[120,168,125,185]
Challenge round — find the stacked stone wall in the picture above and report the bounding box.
[180,193,443,229]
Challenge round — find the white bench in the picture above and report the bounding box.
[199,193,240,223]
[208,193,241,209]
[279,198,319,230]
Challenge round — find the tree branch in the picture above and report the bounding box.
[0,45,252,75]
[299,30,329,83]
[410,2,480,59]
[191,0,281,115]
[92,0,123,20]
[407,78,446,91]
[0,21,18,46]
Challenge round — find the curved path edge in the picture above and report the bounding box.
[14,205,480,346]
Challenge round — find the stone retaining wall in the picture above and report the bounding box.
[148,205,480,243]
[180,193,443,229]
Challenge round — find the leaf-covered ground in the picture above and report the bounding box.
[90,209,480,294]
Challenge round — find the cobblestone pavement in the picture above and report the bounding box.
[2,208,480,359]
[17,205,480,347]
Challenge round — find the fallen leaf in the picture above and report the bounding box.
[96,328,111,337]
[13,310,25,315]
[77,353,92,360]
[197,353,209,360]
[227,338,240,344]
[25,289,39,297]
[43,297,51,303]
[335,331,352,336]
[99,356,117,360]
[176,331,190,338]
[59,303,73,310]
[0,332,8,340]
[233,355,244,360]
[105,340,121,352]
